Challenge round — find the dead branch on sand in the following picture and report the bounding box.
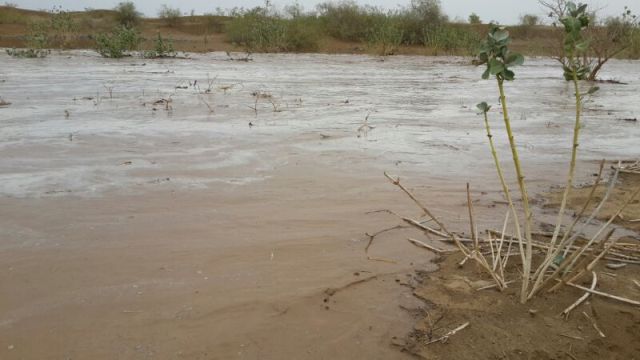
[425,322,470,345]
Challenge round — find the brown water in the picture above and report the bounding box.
[1,51,639,359]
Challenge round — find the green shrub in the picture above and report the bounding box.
[114,1,141,28]
[144,33,177,58]
[283,17,322,52]
[227,10,280,52]
[95,26,141,58]
[49,7,77,48]
[317,1,383,42]
[367,17,404,55]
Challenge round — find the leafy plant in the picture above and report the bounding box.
[472,3,617,303]
[527,1,598,299]
[475,25,531,302]
[95,26,141,58]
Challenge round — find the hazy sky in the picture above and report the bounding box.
[8,0,634,24]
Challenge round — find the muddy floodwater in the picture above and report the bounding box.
[1,51,639,359]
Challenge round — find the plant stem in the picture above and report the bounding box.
[482,110,526,267]
[528,61,583,298]
[497,78,534,304]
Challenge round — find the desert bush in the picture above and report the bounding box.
[227,6,321,52]
[423,24,481,55]
[469,13,481,24]
[158,5,182,27]
[585,8,639,78]
[541,0,639,80]
[396,0,448,44]
[49,7,77,48]
[95,26,141,58]
[520,14,540,26]
[316,1,384,42]
[226,9,286,52]
[114,1,141,28]
[367,16,404,55]
[284,16,322,52]
[144,33,177,58]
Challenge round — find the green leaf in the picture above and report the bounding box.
[505,53,524,67]
[489,59,504,75]
[482,67,491,79]
[575,40,589,53]
[476,102,491,112]
[587,86,599,95]
[503,69,515,81]
[577,4,588,14]
[492,29,509,42]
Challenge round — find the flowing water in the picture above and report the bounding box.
[0,51,638,359]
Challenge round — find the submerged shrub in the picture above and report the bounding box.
[95,26,141,58]
[144,33,177,58]
[5,48,49,58]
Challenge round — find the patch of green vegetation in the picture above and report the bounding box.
[226,5,321,53]
[423,24,481,55]
[367,17,404,55]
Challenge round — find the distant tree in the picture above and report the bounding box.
[114,2,141,28]
[158,4,182,27]
[468,12,481,24]
[520,14,540,26]
[540,0,639,80]
[410,0,448,25]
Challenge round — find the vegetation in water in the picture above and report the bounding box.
[95,26,141,58]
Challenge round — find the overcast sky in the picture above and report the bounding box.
[8,0,634,24]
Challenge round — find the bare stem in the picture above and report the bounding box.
[482,109,526,267]
[497,78,534,304]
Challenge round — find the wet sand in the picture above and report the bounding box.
[0,51,639,359]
